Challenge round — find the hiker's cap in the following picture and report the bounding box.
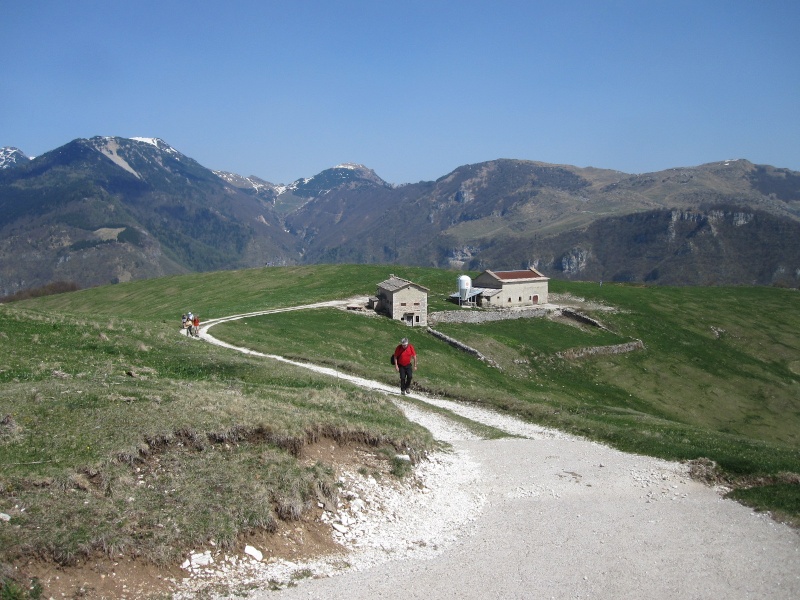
[401,338,409,345]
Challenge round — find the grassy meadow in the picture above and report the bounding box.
[1,264,799,585]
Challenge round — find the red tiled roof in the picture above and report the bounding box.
[491,268,546,280]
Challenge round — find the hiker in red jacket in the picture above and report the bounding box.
[393,337,417,395]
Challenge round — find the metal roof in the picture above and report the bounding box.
[377,274,430,293]
[448,287,498,299]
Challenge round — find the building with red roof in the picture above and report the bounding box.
[468,267,549,308]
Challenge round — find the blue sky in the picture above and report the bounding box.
[2,1,799,184]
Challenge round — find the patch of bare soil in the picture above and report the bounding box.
[18,443,386,600]
[21,557,180,600]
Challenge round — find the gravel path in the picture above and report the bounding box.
[174,301,800,599]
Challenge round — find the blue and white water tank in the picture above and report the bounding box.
[457,275,472,302]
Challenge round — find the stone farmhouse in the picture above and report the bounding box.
[374,275,429,326]
[456,268,549,308]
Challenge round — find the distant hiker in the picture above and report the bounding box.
[191,314,200,337]
[393,337,417,395]
[182,313,194,335]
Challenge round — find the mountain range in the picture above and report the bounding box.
[1,136,799,297]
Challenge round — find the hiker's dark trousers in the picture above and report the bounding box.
[398,364,413,392]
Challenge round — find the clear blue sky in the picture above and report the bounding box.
[3,1,799,184]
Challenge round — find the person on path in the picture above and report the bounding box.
[191,314,200,338]
[393,337,417,395]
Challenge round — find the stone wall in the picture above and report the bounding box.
[427,305,644,364]
[426,327,499,368]
[428,306,551,326]
[555,340,645,360]
[559,308,610,331]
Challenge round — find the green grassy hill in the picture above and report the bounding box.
[2,265,799,592]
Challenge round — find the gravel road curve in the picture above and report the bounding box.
[175,301,800,599]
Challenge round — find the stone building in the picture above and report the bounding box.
[375,275,429,326]
[469,267,549,307]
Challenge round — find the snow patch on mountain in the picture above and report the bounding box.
[131,137,160,147]
[286,178,310,192]
[213,171,276,196]
[214,171,245,185]
[130,137,180,156]
[0,147,31,169]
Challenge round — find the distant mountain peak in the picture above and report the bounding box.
[285,163,390,197]
[333,162,367,170]
[74,135,201,182]
[129,137,180,156]
[0,146,31,169]
[84,136,182,158]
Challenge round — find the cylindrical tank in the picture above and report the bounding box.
[458,275,472,301]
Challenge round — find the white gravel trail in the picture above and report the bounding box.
[173,301,800,599]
